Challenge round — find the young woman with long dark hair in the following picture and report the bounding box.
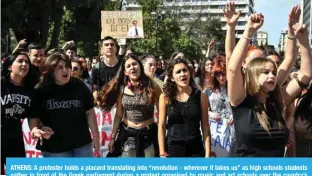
[199,57,214,91]
[99,54,161,157]
[158,58,211,157]
[1,53,37,173]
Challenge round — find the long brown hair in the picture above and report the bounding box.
[98,54,155,111]
[245,57,284,132]
[199,57,213,89]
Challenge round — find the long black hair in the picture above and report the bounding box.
[98,54,155,111]
[1,52,36,89]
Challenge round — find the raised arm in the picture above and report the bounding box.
[227,14,264,106]
[205,40,215,58]
[61,40,75,50]
[277,5,301,86]
[223,2,241,64]
[282,23,312,105]
[12,39,27,54]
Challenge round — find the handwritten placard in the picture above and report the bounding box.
[101,11,144,39]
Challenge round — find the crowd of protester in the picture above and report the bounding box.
[2,2,312,174]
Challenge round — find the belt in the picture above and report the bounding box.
[120,122,157,157]
[121,122,155,132]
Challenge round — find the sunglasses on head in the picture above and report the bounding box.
[72,66,80,71]
[214,71,226,77]
[104,43,115,47]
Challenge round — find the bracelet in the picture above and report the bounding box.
[111,133,116,140]
[287,36,295,40]
[242,36,251,40]
[293,74,309,89]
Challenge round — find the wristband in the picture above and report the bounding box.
[293,74,309,89]
[242,36,251,40]
[287,36,295,40]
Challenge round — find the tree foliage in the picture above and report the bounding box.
[2,0,225,59]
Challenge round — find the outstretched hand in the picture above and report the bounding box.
[223,1,241,27]
[288,5,301,31]
[31,126,54,145]
[208,40,216,49]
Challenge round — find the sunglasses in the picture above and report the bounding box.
[104,43,115,47]
[214,71,226,77]
[72,66,80,71]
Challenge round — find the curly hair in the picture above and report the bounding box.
[163,58,197,104]
[98,54,155,111]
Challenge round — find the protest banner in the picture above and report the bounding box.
[22,107,158,158]
[21,119,42,158]
[101,11,144,39]
[209,119,235,157]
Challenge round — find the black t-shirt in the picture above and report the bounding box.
[91,57,121,89]
[230,95,289,157]
[1,77,34,140]
[31,66,41,86]
[31,77,94,153]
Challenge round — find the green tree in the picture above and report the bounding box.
[188,17,226,53]
[1,0,117,56]
[173,34,203,60]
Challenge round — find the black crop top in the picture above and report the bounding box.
[230,95,289,157]
[166,88,202,142]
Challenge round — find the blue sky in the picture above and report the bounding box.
[255,0,301,48]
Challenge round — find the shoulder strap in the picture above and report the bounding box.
[96,61,106,88]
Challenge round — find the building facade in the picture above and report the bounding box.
[278,29,288,53]
[124,0,255,39]
[301,0,312,47]
[256,31,268,47]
